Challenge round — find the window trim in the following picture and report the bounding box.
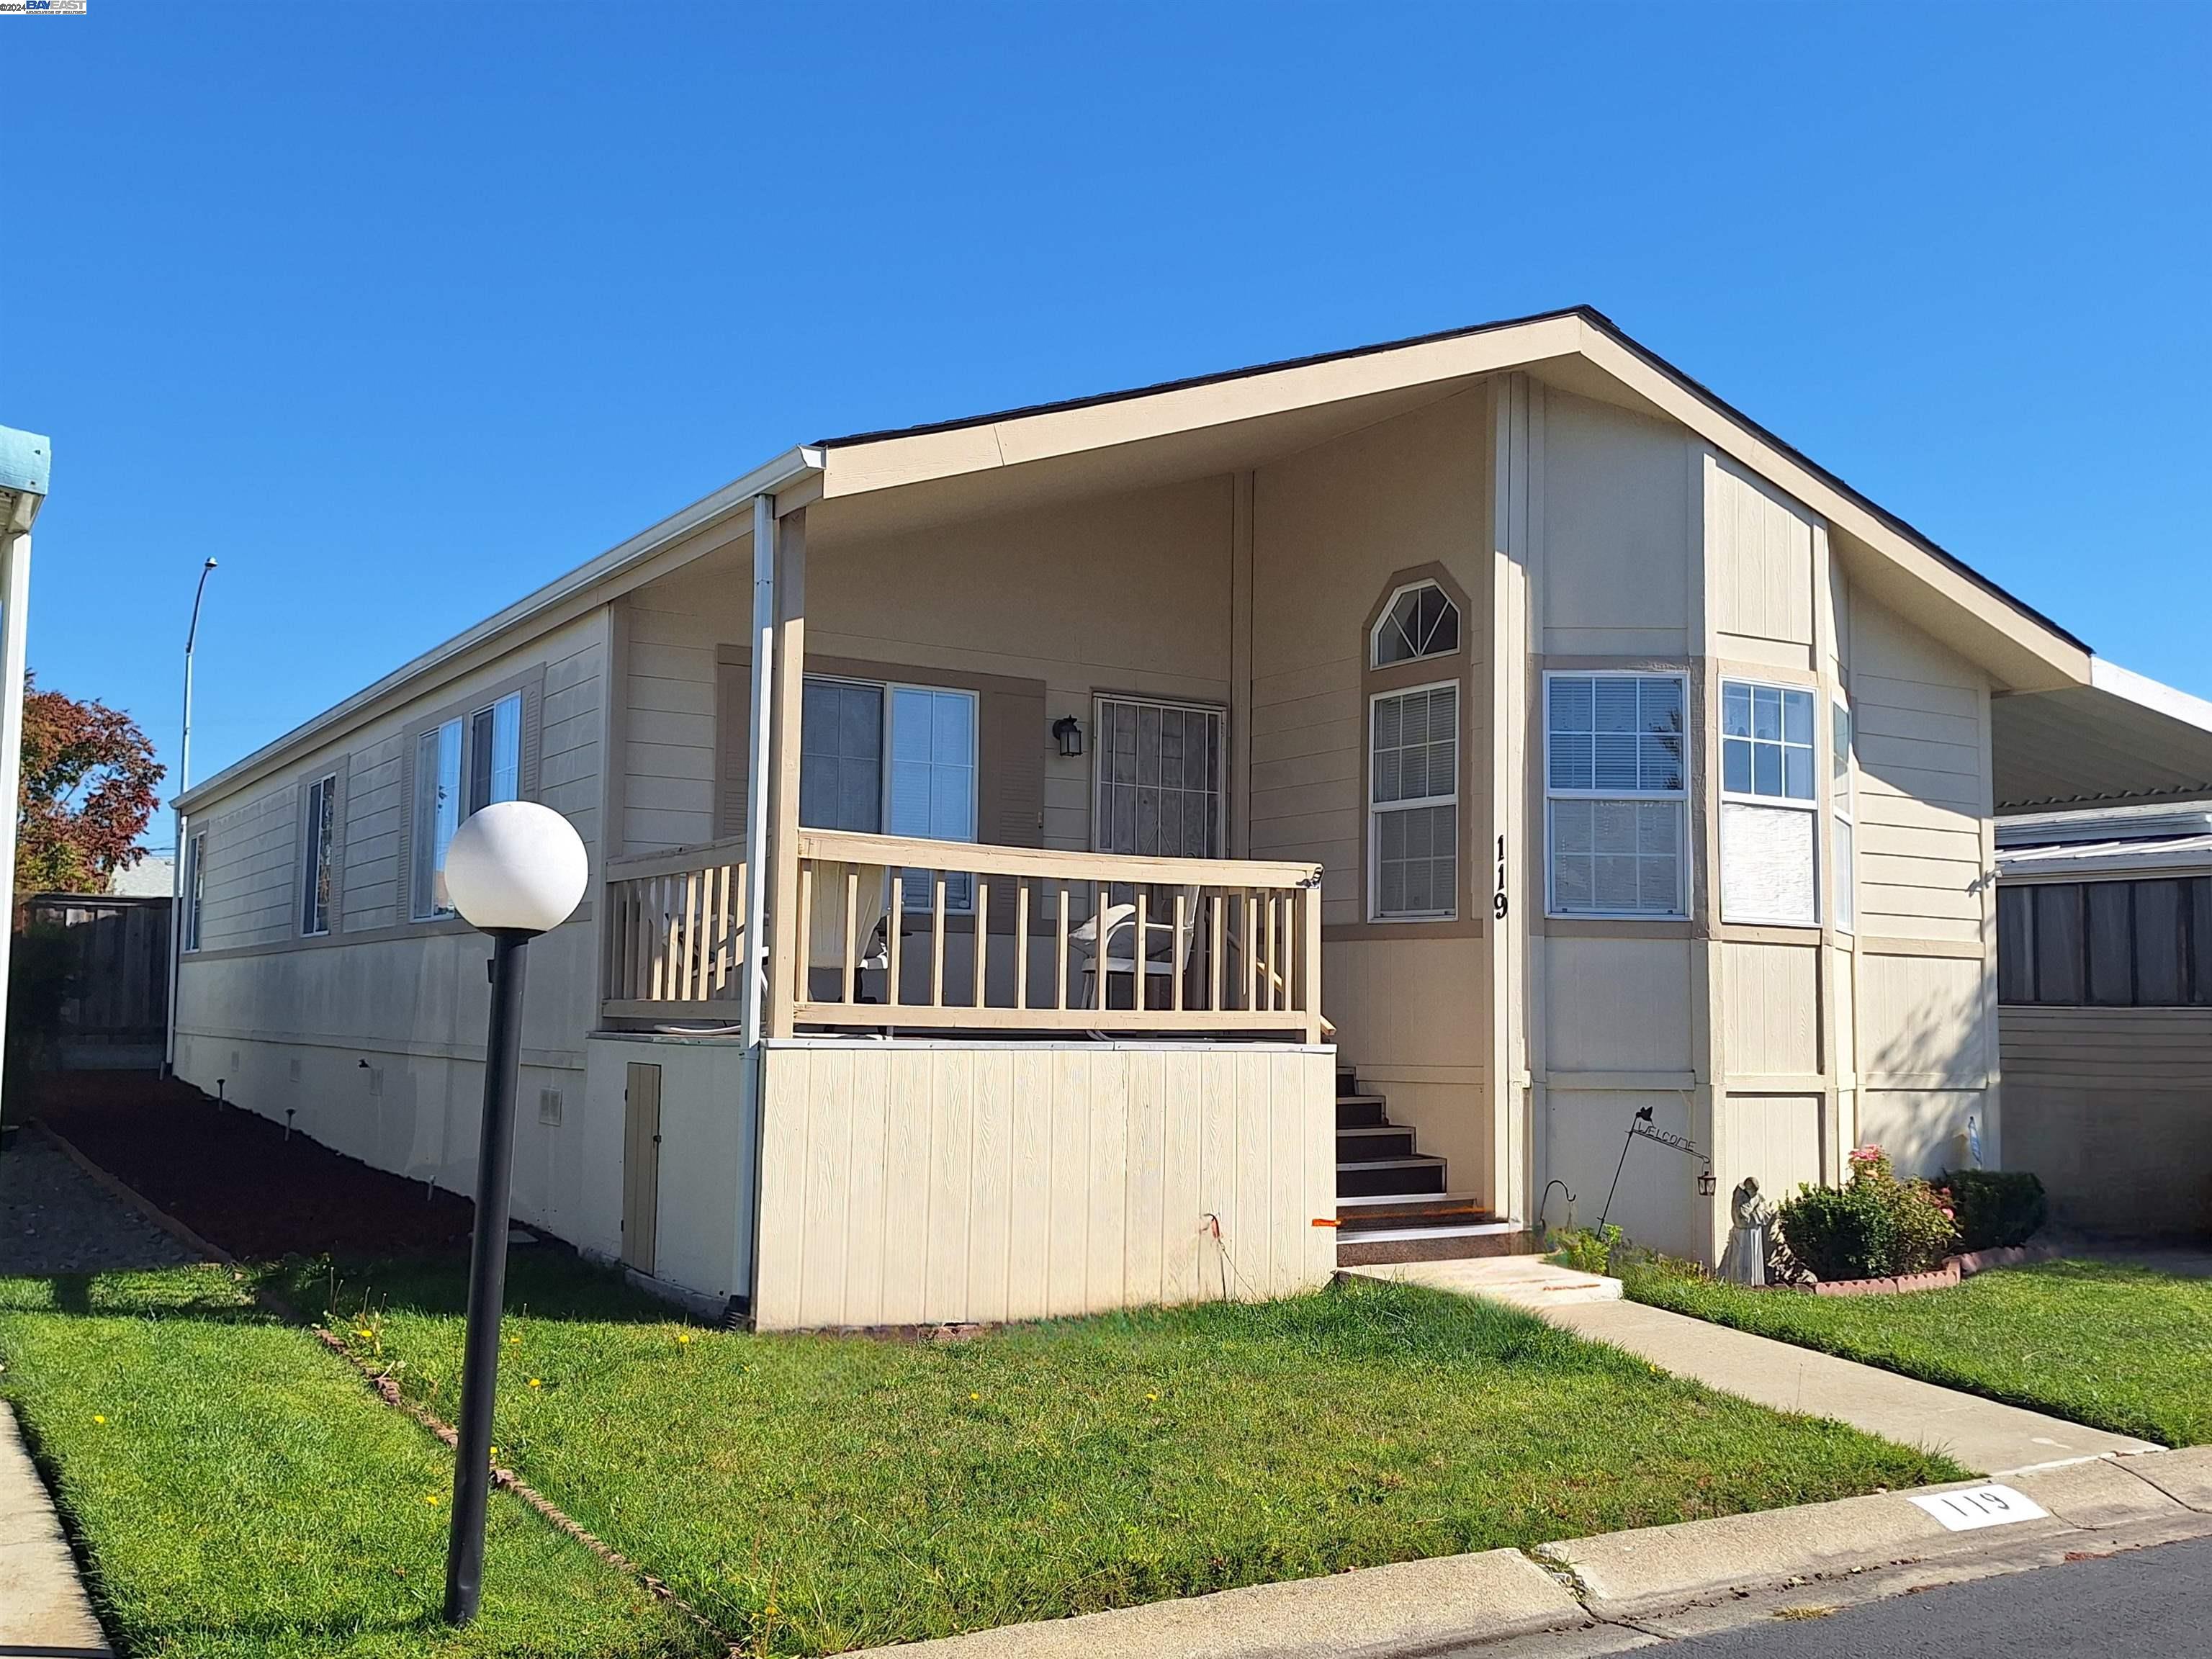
[1542,669,1691,922]
[1367,678,1461,923]
[1831,697,1855,935]
[1090,691,1227,861]
[300,769,340,938]
[396,666,544,927]
[181,831,206,953]
[1718,679,1820,812]
[1369,578,1462,670]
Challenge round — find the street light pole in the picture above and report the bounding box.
[166,557,217,1075]
[434,800,588,1627]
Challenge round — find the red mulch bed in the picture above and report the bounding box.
[29,1070,477,1262]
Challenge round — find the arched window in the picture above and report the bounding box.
[1370,580,1460,668]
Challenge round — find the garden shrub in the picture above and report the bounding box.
[1938,1169,2049,1251]
[1547,1223,1623,1276]
[1775,1146,1958,1282]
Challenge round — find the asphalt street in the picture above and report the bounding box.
[1664,1533,2212,1657]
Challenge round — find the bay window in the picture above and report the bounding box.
[1718,678,1819,925]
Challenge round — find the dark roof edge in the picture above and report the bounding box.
[815,304,2088,656]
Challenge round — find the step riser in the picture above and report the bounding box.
[1334,1102,1387,1130]
[1337,1165,1447,1198]
[1337,1129,1415,1159]
[1336,1230,1540,1267]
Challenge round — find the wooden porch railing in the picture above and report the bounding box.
[602,837,750,1022]
[601,832,1328,1040]
[789,830,1325,1040]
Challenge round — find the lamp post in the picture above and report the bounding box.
[436,800,588,1626]
[166,557,217,1075]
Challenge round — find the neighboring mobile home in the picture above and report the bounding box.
[1997,801,2212,1236]
[172,308,2212,1326]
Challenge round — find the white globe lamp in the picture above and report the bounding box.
[444,800,588,935]
[438,797,587,1626]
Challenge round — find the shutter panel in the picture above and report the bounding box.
[714,653,752,841]
[978,681,1045,932]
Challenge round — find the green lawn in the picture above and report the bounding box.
[1624,1259,2212,1448]
[0,1266,717,1659]
[270,1253,1964,1656]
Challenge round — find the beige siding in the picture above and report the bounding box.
[1544,936,1694,1074]
[1540,390,1695,657]
[1722,941,1820,1078]
[1858,949,1986,1086]
[1249,388,1493,1202]
[1848,595,1992,945]
[752,1042,1335,1330]
[2001,1004,2212,1234]
[1708,455,1815,656]
[197,786,297,950]
[175,612,613,1254]
[1724,1094,1823,1206]
[621,552,732,855]
[342,733,405,931]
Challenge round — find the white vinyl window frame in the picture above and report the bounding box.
[1542,670,1690,921]
[1717,678,1821,928]
[1369,578,1463,670]
[301,771,338,938]
[1367,678,1460,922]
[181,831,206,952]
[410,689,523,922]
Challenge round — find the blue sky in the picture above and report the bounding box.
[5,1,2207,840]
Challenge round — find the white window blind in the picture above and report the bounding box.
[1370,682,1457,920]
[1719,679,1819,926]
[1545,673,1686,917]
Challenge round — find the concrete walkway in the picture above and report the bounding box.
[1352,1254,2159,1475]
[0,1401,112,1658]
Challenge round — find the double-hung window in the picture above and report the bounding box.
[1718,679,1819,925]
[181,832,205,952]
[302,772,338,937]
[411,691,522,920]
[1369,682,1458,920]
[1545,673,1687,917]
[799,675,978,911]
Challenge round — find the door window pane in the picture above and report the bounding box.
[889,687,976,910]
[800,678,884,832]
[1095,697,1224,859]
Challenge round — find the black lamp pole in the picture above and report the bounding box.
[443,927,534,1625]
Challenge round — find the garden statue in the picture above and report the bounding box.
[1722,1177,1773,1286]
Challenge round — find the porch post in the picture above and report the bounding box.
[739,495,777,1048]
[764,506,807,1039]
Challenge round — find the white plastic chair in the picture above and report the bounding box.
[1071,884,1197,1012]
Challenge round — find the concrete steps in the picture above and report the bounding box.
[1331,1069,1521,1264]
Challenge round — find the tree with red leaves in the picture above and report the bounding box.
[15,673,164,896]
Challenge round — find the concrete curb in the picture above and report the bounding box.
[0,1401,114,1658]
[850,1449,2212,1658]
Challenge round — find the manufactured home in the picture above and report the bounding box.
[173,308,2212,1326]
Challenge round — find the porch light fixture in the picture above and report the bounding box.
[1053,714,1085,757]
[438,800,588,1627]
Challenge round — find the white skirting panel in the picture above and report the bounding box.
[752,1041,1338,1331]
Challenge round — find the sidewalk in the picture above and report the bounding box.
[1352,1256,2159,1474]
[0,1401,112,1658]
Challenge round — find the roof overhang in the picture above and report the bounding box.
[0,425,51,533]
[176,445,822,814]
[1993,659,2212,814]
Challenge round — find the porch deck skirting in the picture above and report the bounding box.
[752,1039,1338,1331]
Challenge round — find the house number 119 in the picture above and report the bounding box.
[1493,835,1509,919]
